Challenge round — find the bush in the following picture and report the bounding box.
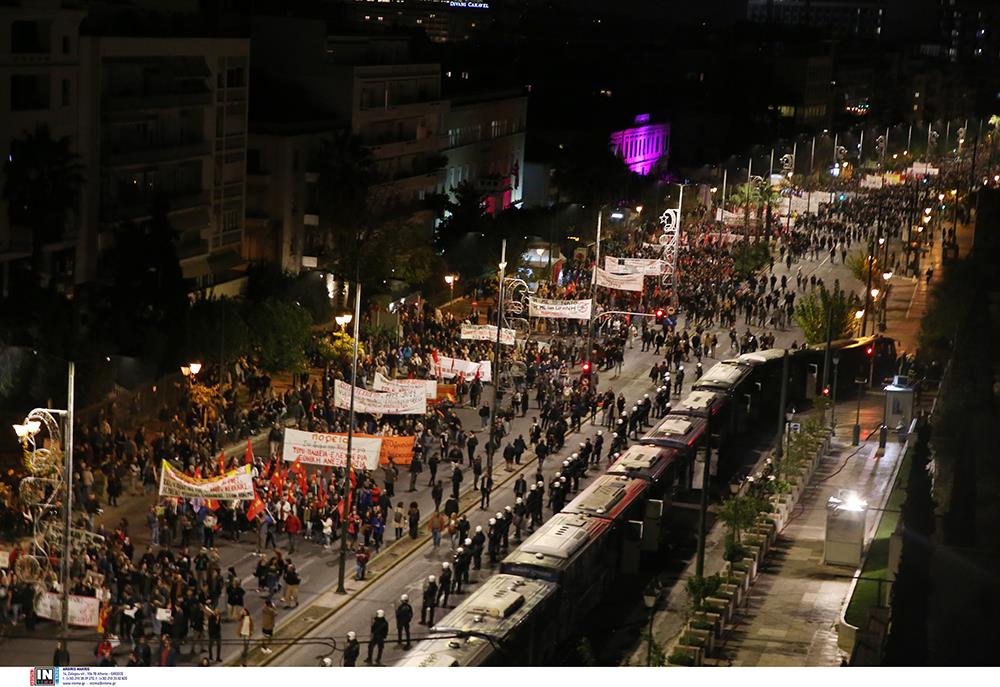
[691,619,715,631]
[731,242,771,276]
[668,650,696,666]
[681,633,706,648]
[724,537,747,563]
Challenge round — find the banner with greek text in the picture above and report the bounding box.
[528,297,592,320]
[334,379,427,415]
[35,592,100,627]
[461,323,515,346]
[282,428,383,470]
[433,355,492,382]
[372,372,437,399]
[604,257,664,275]
[158,461,254,500]
[595,267,645,292]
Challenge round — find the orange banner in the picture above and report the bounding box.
[330,434,417,465]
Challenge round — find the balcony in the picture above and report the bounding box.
[105,140,211,168]
[106,90,211,112]
[365,133,447,159]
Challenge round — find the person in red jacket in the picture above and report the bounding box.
[284,512,301,554]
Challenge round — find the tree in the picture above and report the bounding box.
[552,137,636,209]
[186,297,250,370]
[249,299,313,373]
[730,242,771,277]
[716,494,763,544]
[102,201,188,371]
[435,180,487,252]
[793,285,864,345]
[846,247,879,284]
[3,124,85,286]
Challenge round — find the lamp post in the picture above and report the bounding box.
[444,273,459,305]
[335,313,353,331]
[336,282,362,594]
[642,581,661,666]
[181,362,204,426]
[486,241,508,476]
[831,354,840,432]
[585,210,603,371]
[13,361,75,638]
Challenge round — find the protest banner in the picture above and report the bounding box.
[372,372,437,399]
[35,592,100,627]
[158,461,254,500]
[595,267,645,292]
[432,355,492,382]
[460,323,516,346]
[604,257,664,275]
[282,428,383,470]
[333,379,427,415]
[528,297,592,320]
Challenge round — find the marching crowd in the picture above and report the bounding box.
[0,156,979,667]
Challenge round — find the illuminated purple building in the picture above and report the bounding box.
[609,114,671,175]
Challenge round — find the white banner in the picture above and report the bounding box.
[334,379,427,415]
[282,428,382,470]
[158,461,254,500]
[595,267,645,292]
[604,257,664,275]
[35,592,100,627]
[433,355,492,382]
[372,372,437,399]
[528,297,593,320]
[461,323,515,346]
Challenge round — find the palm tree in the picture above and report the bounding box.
[3,124,85,286]
[730,182,757,238]
[313,131,376,264]
[756,184,782,242]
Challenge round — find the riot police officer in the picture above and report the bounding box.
[366,609,389,664]
[471,526,485,569]
[421,575,438,626]
[343,631,360,666]
[395,595,413,649]
[501,506,513,550]
[438,563,453,608]
[592,433,604,466]
[487,518,500,564]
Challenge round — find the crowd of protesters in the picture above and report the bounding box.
[0,151,987,666]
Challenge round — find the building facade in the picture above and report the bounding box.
[77,35,250,293]
[609,115,670,176]
[0,0,86,295]
[440,89,527,214]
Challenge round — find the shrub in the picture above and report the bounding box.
[668,650,696,666]
[724,537,747,563]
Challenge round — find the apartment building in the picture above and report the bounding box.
[0,0,86,296]
[77,34,250,293]
[251,19,447,210]
[441,89,527,214]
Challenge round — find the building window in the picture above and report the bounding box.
[10,74,50,111]
[11,20,49,54]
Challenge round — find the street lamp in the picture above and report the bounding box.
[444,274,459,304]
[13,363,75,639]
[831,354,841,431]
[180,362,201,378]
[870,287,880,299]
[335,313,353,329]
[642,580,662,666]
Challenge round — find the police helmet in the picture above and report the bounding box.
[347,631,357,640]
[529,485,536,491]
[560,476,567,483]
[516,497,523,504]
[376,609,384,618]
[428,575,436,582]
[464,538,473,546]
[644,394,650,399]
[475,525,483,533]
[400,594,409,602]
[505,506,512,512]
[442,562,450,569]
[537,481,544,487]
[456,547,464,554]
[597,430,603,436]
[489,518,496,526]
[495,512,503,519]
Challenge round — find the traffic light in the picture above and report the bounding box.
[822,386,830,397]
[581,361,592,374]
[655,308,665,325]
[865,345,874,357]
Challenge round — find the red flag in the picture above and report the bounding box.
[206,499,220,511]
[245,439,253,466]
[218,451,226,474]
[193,466,202,479]
[246,492,265,521]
